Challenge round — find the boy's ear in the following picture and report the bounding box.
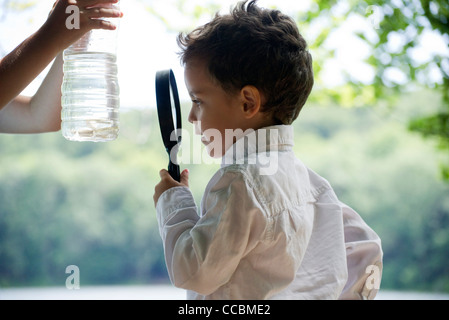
[240,85,262,119]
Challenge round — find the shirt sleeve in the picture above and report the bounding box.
[155,171,264,296]
[338,203,383,300]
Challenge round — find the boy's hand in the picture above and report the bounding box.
[154,169,190,207]
[41,0,123,53]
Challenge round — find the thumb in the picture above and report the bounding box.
[180,169,189,187]
[159,169,170,179]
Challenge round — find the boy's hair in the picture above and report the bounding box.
[177,0,314,125]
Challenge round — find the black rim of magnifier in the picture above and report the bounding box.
[155,69,182,181]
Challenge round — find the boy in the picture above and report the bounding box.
[0,0,123,133]
[154,0,382,300]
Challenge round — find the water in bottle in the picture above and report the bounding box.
[61,3,120,142]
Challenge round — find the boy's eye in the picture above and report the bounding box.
[192,99,201,106]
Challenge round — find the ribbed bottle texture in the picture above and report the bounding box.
[61,4,120,142]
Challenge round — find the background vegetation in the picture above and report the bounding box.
[1,0,448,294]
[1,89,448,292]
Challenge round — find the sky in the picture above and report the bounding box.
[1,0,448,110]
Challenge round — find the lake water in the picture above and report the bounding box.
[1,285,448,300]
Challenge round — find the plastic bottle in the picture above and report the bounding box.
[61,3,120,142]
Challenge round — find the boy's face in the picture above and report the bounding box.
[184,59,246,158]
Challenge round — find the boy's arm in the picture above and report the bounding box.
[156,170,264,296]
[0,17,60,110]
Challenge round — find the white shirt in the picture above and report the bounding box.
[156,125,383,300]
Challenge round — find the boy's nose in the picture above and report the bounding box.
[188,108,196,124]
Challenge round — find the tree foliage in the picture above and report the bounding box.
[140,0,449,179]
[295,0,449,179]
[1,92,449,292]
[3,0,448,177]
[1,0,448,293]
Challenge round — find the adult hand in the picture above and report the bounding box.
[41,0,123,53]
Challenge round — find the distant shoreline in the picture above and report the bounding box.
[1,285,448,300]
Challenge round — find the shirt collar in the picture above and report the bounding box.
[221,125,294,168]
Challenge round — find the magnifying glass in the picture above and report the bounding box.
[155,69,182,182]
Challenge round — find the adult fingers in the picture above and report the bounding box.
[85,7,122,19]
[86,19,116,30]
[80,0,119,8]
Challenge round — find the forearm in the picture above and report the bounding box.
[157,187,200,265]
[156,181,254,296]
[30,53,64,132]
[0,0,123,116]
[0,26,60,110]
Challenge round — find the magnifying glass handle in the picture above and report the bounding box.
[168,161,181,182]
